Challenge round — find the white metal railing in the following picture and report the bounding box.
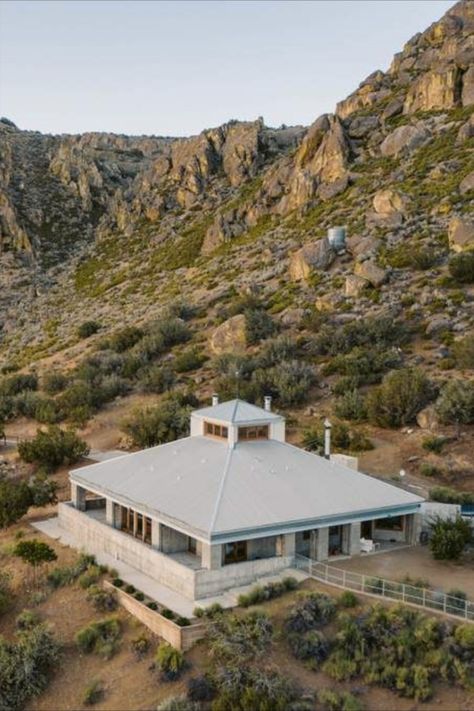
[295,554,474,622]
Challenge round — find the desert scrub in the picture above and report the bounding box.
[238,577,298,607]
[75,617,122,659]
[86,585,118,612]
[155,642,186,681]
[285,592,337,634]
[83,679,104,706]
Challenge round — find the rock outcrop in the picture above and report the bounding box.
[289,239,335,281]
[448,216,474,252]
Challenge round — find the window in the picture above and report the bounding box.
[136,513,143,538]
[224,540,247,564]
[144,517,152,544]
[204,421,228,438]
[238,425,269,441]
[375,516,404,531]
[303,531,311,541]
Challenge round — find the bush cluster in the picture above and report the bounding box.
[122,392,198,448]
[238,576,298,607]
[18,426,89,472]
[155,642,186,681]
[75,617,121,659]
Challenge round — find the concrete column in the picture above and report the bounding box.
[105,499,114,526]
[406,513,422,545]
[316,527,329,561]
[228,425,238,448]
[276,532,295,558]
[133,510,138,537]
[309,531,318,560]
[71,483,86,511]
[346,522,361,556]
[201,542,222,570]
[151,520,161,550]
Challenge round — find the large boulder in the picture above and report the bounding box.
[354,260,388,288]
[209,314,247,355]
[462,66,474,107]
[346,235,380,261]
[448,216,474,252]
[416,405,440,431]
[289,238,335,281]
[403,67,461,114]
[373,189,408,216]
[345,274,370,297]
[459,171,474,195]
[380,124,431,157]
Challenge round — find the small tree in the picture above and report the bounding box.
[366,368,434,427]
[18,426,89,472]
[0,477,33,529]
[428,515,472,561]
[14,540,57,584]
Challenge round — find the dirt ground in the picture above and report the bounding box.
[334,545,474,599]
[1,514,474,711]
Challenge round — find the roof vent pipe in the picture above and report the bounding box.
[264,396,272,412]
[212,394,219,407]
[324,418,331,460]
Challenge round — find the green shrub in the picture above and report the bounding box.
[318,689,363,711]
[99,326,144,353]
[0,372,38,397]
[155,642,186,681]
[130,634,150,659]
[161,608,175,620]
[338,591,359,608]
[187,674,216,702]
[449,252,474,284]
[77,321,101,339]
[334,389,367,421]
[78,565,101,589]
[174,348,207,373]
[429,515,472,560]
[285,593,336,634]
[452,334,474,369]
[0,571,12,615]
[139,364,175,394]
[18,426,89,472]
[0,623,60,710]
[147,601,158,611]
[245,308,278,345]
[112,577,123,588]
[422,435,447,453]
[288,629,329,663]
[176,616,191,627]
[0,478,33,529]
[75,617,121,658]
[366,368,434,427]
[87,585,118,612]
[420,462,442,477]
[16,609,41,630]
[209,610,273,662]
[133,591,145,602]
[124,584,136,594]
[454,623,474,651]
[429,486,474,505]
[435,379,474,426]
[83,679,104,705]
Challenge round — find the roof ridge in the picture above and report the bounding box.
[231,399,240,422]
[208,444,234,533]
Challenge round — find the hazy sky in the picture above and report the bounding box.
[0,0,454,137]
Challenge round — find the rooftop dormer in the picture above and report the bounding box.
[190,397,286,445]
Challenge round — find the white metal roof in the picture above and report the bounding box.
[192,398,283,424]
[71,435,423,542]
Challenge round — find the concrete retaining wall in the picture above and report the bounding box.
[104,581,205,651]
[194,555,292,598]
[58,503,196,598]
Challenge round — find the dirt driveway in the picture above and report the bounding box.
[333,545,474,598]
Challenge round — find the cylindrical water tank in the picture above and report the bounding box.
[327,226,346,250]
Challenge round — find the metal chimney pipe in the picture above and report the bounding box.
[264,396,272,412]
[212,394,219,407]
[324,418,331,460]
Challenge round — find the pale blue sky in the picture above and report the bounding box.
[0,0,454,136]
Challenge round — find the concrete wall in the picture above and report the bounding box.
[270,420,285,442]
[194,555,293,599]
[58,503,196,599]
[105,581,205,651]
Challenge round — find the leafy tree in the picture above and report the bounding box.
[28,474,58,507]
[244,308,278,345]
[365,368,434,427]
[18,426,89,472]
[122,393,197,448]
[14,540,57,583]
[334,389,367,421]
[0,372,38,397]
[428,515,472,560]
[0,477,33,528]
[139,364,175,394]
[435,380,474,431]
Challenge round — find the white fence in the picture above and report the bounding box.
[295,555,474,622]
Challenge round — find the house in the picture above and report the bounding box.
[58,397,423,601]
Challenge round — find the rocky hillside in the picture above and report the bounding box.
[0,1,473,486]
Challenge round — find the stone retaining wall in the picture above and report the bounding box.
[104,581,205,651]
